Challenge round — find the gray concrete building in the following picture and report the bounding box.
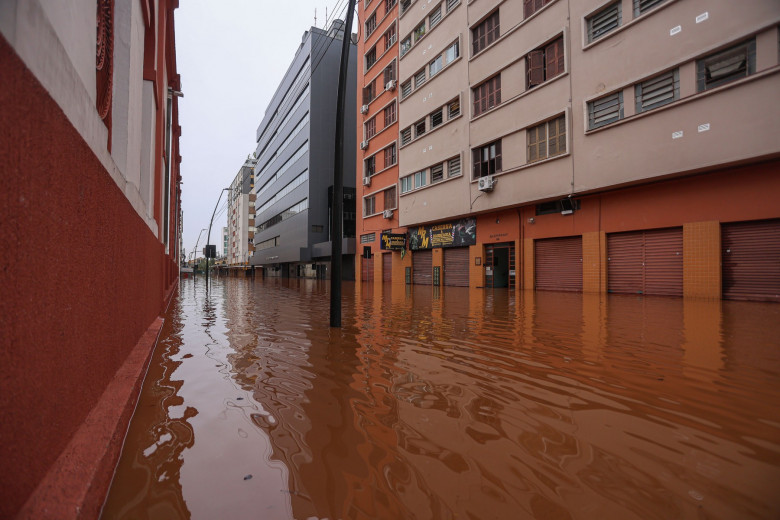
[251,20,358,279]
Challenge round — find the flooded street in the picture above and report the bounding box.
[102,277,780,520]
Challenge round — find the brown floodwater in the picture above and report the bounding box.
[101,276,780,520]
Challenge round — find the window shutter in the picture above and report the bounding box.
[548,119,559,157]
[472,149,481,178]
[494,141,502,172]
[589,92,623,129]
[635,69,678,112]
[544,38,561,78]
[588,2,621,42]
[527,50,545,87]
[523,0,534,19]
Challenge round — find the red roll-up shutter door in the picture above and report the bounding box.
[608,228,682,296]
[644,228,682,296]
[535,236,582,292]
[413,250,432,285]
[608,231,643,294]
[361,256,373,282]
[383,253,392,282]
[443,247,469,287]
[722,219,780,302]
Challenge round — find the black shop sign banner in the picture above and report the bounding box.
[380,232,406,250]
[408,218,476,250]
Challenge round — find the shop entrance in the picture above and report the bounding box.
[485,243,515,289]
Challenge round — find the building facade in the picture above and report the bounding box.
[356,0,404,283]
[222,226,229,259]
[250,21,358,280]
[0,0,182,517]
[228,157,256,266]
[364,0,780,301]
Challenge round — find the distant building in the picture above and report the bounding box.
[222,226,229,259]
[228,157,257,265]
[250,20,357,279]
[370,0,780,300]
[0,0,182,517]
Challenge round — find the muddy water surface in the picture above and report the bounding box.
[101,277,780,519]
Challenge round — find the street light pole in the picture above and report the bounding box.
[206,188,232,287]
[192,228,207,269]
[330,0,356,328]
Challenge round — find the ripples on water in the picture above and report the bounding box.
[102,277,780,520]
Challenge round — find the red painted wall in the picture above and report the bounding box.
[0,36,176,518]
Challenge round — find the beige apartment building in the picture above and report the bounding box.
[228,157,257,266]
[384,0,780,300]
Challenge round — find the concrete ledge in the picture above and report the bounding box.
[16,316,165,520]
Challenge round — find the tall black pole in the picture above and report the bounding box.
[206,188,230,288]
[330,0,355,328]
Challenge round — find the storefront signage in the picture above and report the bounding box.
[380,232,406,251]
[408,218,476,250]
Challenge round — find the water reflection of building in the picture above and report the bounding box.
[360,0,780,303]
[1,1,182,517]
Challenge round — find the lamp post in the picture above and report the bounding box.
[192,228,207,269]
[206,188,232,287]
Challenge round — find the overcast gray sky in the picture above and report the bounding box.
[177,0,354,258]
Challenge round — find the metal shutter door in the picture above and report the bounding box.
[413,249,432,285]
[361,256,373,282]
[443,247,469,287]
[608,231,644,294]
[535,236,583,292]
[644,227,682,296]
[723,219,780,302]
[383,253,392,282]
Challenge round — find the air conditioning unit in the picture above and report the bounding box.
[477,175,495,192]
[360,140,369,150]
[385,79,397,91]
[362,176,371,186]
[360,104,369,114]
[383,209,394,218]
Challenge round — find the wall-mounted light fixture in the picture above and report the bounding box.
[528,217,535,224]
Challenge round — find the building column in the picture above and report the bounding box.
[469,244,483,289]
[683,221,721,298]
[432,247,443,286]
[523,238,534,291]
[393,249,412,284]
[582,231,606,294]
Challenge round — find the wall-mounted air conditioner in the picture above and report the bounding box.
[383,209,394,218]
[385,80,397,91]
[360,140,369,150]
[360,104,369,114]
[363,176,371,186]
[477,175,495,192]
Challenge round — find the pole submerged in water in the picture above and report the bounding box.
[330,0,356,328]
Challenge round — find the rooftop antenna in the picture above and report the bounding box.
[325,6,328,26]
[314,8,317,28]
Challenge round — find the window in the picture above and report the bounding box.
[527,36,564,88]
[362,81,376,105]
[587,2,621,43]
[401,80,412,99]
[633,0,667,17]
[401,175,412,193]
[429,55,443,76]
[431,164,444,182]
[361,232,376,243]
[524,0,554,19]
[414,22,426,42]
[448,156,461,177]
[473,74,501,116]
[383,61,396,84]
[385,0,397,11]
[384,25,397,51]
[384,186,397,209]
[444,40,459,64]
[414,170,426,188]
[257,236,279,250]
[414,119,426,138]
[448,98,460,118]
[384,143,397,167]
[527,115,566,163]
[473,10,499,55]
[430,5,443,27]
[401,0,411,14]
[697,40,756,92]
[364,196,376,216]
[414,69,426,88]
[430,108,443,128]
[446,0,459,12]
[636,69,678,112]
[384,102,397,126]
[400,36,411,57]
[401,127,412,145]
[365,13,377,37]
[365,155,376,177]
[588,91,623,129]
[366,46,377,69]
[472,140,502,178]
[365,117,377,139]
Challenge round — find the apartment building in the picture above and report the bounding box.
[0,0,182,516]
[228,157,256,266]
[390,0,779,300]
[356,0,404,282]
[222,226,229,259]
[251,20,357,279]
